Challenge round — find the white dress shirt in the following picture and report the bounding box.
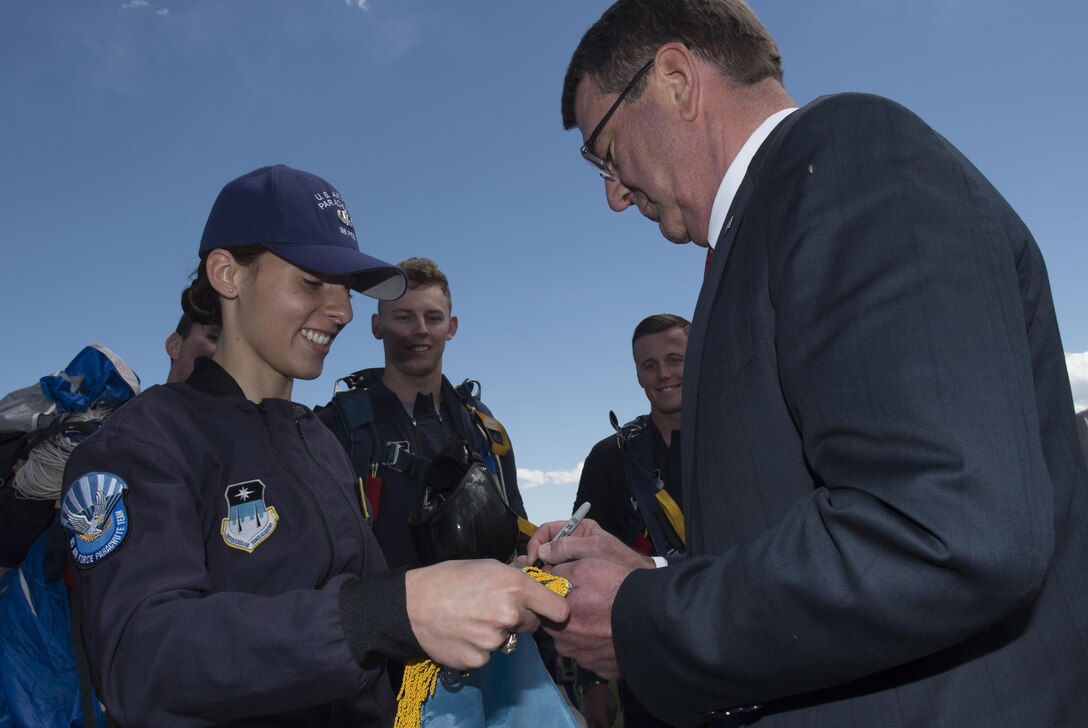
[707,107,797,248]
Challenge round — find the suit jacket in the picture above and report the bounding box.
[1077,410,1088,467]
[612,94,1088,727]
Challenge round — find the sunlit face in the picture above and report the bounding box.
[166,323,220,383]
[227,252,353,385]
[634,326,688,417]
[574,72,696,245]
[372,283,457,380]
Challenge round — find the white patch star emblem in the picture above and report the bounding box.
[222,479,278,553]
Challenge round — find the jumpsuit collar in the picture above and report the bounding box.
[186,356,248,399]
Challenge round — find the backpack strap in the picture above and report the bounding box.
[450,380,539,538]
[328,371,383,521]
[452,379,546,538]
[330,384,379,477]
[454,379,512,457]
[452,379,513,501]
[610,411,686,555]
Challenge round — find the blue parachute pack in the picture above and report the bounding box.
[0,344,139,728]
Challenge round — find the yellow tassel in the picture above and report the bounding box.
[520,565,572,597]
[394,658,443,728]
[393,567,571,728]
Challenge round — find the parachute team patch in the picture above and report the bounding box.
[61,471,130,568]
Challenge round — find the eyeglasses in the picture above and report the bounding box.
[580,58,655,181]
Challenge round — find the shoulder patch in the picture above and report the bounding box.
[220,479,279,553]
[61,471,130,568]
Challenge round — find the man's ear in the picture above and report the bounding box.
[206,249,242,299]
[445,315,458,341]
[165,332,182,361]
[371,313,383,340]
[654,42,700,122]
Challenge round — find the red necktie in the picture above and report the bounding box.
[704,246,714,277]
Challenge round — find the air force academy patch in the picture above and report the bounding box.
[221,479,278,552]
[61,472,130,568]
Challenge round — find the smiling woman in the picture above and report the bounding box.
[56,165,414,726]
[201,251,356,397]
[181,166,410,401]
[55,165,573,727]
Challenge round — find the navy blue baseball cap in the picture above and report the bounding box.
[199,164,407,300]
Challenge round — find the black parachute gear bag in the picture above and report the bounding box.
[1,429,57,567]
[407,439,519,565]
[0,420,100,568]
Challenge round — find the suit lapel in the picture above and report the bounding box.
[681,176,755,551]
[680,110,806,551]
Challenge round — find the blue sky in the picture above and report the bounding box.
[2,0,1085,526]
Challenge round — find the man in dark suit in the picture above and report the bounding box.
[529,1,1088,726]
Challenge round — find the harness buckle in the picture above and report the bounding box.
[383,441,411,470]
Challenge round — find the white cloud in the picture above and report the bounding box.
[120,1,169,17]
[517,462,584,489]
[1067,352,1088,413]
[346,0,371,10]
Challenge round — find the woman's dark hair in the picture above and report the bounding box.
[181,246,265,327]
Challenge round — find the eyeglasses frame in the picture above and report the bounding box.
[579,58,656,181]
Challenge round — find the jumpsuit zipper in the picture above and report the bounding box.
[295,416,369,547]
[257,404,335,587]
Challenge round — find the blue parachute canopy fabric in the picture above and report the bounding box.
[0,533,105,728]
[421,634,581,727]
[39,344,140,413]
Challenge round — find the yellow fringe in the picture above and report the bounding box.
[394,659,442,728]
[393,566,571,728]
[521,565,573,598]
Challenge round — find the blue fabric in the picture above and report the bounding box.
[39,345,139,413]
[422,635,580,727]
[0,683,13,728]
[0,533,105,728]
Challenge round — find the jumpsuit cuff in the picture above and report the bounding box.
[340,567,424,669]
